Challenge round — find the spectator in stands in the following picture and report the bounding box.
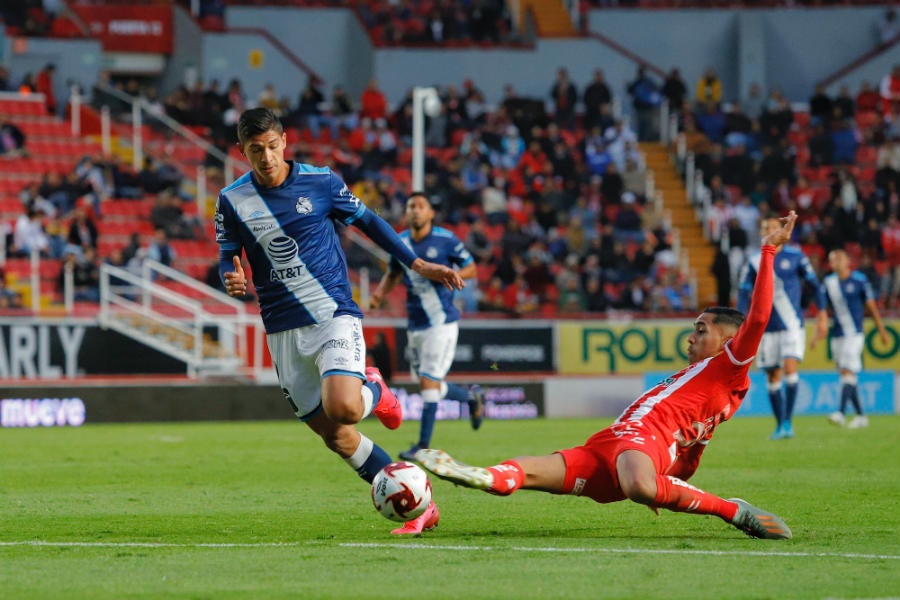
[856,81,881,114]
[35,63,56,115]
[150,190,201,240]
[627,66,662,141]
[834,84,856,120]
[0,119,27,158]
[0,265,23,309]
[662,68,688,115]
[60,246,101,303]
[295,77,327,139]
[695,66,723,108]
[696,101,726,143]
[146,228,177,270]
[360,78,388,121]
[583,69,613,130]
[613,193,644,242]
[13,207,49,257]
[743,82,765,121]
[600,161,625,205]
[831,117,861,165]
[760,89,793,144]
[0,66,10,92]
[619,275,651,311]
[808,122,835,167]
[482,175,509,225]
[604,119,639,171]
[66,205,98,253]
[881,213,900,307]
[809,84,834,127]
[583,125,611,175]
[18,73,36,95]
[549,67,577,131]
[723,101,753,148]
[329,84,359,140]
[880,64,900,115]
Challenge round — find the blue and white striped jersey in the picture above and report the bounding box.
[737,245,825,333]
[821,270,874,337]
[215,162,365,333]
[389,227,473,331]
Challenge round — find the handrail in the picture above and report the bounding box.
[92,83,232,166]
[99,261,250,376]
[226,26,323,84]
[140,258,249,313]
[584,31,667,78]
[817,34,900,89]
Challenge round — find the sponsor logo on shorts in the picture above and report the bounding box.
[322,338,351,351]
[572,477,586,495]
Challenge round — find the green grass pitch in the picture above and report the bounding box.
[2,415,899,599]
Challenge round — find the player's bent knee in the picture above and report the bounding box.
[322,401,363,425]
[619,474,657,505]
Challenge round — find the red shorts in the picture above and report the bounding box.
[557,423,671,504]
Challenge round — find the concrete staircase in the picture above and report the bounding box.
[518,0,574,36]
[640,143,719,308]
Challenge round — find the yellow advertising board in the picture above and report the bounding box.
[557,319,900,375]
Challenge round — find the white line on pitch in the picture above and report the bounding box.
[2,540,899,561]
[342,542,900,561]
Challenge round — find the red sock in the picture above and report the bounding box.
[487,460,525,496]
[653,475,738,522]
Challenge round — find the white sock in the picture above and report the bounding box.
[344,433,373,470]
[361,385,374,418]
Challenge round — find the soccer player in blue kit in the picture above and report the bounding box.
[369,193,486,461]
[738,216,828,440]
[216,108,464,535]
[810,248,889,429]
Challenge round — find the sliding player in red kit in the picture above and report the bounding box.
[417,213,799,540]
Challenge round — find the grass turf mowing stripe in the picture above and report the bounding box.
[3,540,899,561]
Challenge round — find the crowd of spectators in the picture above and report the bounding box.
[5,1,900,315]
[676,67,900,310]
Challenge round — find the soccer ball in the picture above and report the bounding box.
[371,461,432,522]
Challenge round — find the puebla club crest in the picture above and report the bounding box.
[296,196,313,215]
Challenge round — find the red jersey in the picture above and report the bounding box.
[611,245,775,472]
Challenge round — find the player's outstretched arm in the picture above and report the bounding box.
[730,211,797,360]
[411,258,465,291]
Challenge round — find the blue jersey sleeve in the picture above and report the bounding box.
[214,193,242,284]
[328,170,367,224]
[448,233,474,268]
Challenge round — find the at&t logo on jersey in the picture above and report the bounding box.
[267,236,304,281]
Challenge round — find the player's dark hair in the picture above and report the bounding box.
[703,306,745,330]
[237,107,283,145]
[407,191,431,205]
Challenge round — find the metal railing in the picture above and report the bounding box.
[98,258,257,379]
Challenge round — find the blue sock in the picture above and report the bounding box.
[784,382,798,422]
[364,381,382,406]
[444,383,470,402]
[768,389,784,426]
[839,383,852,414]
[419,402,438,447]
[355,443,392,483]
[847,384,863,415]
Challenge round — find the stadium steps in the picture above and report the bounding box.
[641,142,719,307]
[519,0,575,36]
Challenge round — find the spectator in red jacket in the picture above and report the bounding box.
[360,78,388,121]
[35,63,56,114]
